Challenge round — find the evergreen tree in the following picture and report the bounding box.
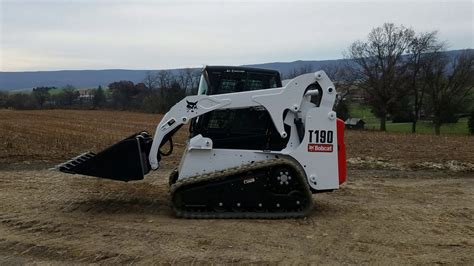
[93,85,106,108]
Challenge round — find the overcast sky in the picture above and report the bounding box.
[0,0,472,71]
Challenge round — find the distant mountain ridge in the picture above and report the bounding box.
[0,49,469,91]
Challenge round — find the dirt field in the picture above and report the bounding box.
[0,110,473,264]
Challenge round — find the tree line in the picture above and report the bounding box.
[0,69,200,114]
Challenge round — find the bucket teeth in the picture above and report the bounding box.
[57,152,96,173]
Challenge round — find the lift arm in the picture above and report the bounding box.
[148,71,335,170]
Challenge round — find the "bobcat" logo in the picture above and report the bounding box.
[186,100,198,111]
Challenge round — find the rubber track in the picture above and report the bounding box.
[169,158,314,219]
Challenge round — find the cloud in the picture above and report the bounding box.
[1,0,473,71]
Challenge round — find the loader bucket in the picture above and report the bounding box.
[57,132,153,182]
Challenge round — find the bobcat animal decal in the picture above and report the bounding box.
[186,100,198,112]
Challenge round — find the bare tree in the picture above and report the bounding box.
[175,68,201,95]
[157,70,172,89]
[347,23,415,130]
[406,31,446,133]
[285,64,314,79]
[186,68,201,95]
[156,70,173,101]
[424,50,474,135]
[143,71,160,90]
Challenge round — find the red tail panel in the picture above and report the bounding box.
[336,119,347,185]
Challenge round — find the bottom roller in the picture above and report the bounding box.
[56,132,153,182]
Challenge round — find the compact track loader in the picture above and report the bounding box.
[57,66,347,218]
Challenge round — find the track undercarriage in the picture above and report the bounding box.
[170,158,313,218]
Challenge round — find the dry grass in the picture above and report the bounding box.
[1,109,473,166]
[0,109,187,166]
[346,129,474,164]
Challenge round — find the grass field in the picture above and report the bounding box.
[350,103,470,135]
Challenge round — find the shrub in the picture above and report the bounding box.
[468,111,474,135]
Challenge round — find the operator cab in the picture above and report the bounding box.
[190,66,290,151]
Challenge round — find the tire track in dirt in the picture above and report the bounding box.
[0,237,140,264]
[0,213,141,264]
[0,167,473,264]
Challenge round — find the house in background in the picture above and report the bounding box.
[78,89,94,103]
[345,118,365,129]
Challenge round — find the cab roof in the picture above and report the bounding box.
[203,65,281,76]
